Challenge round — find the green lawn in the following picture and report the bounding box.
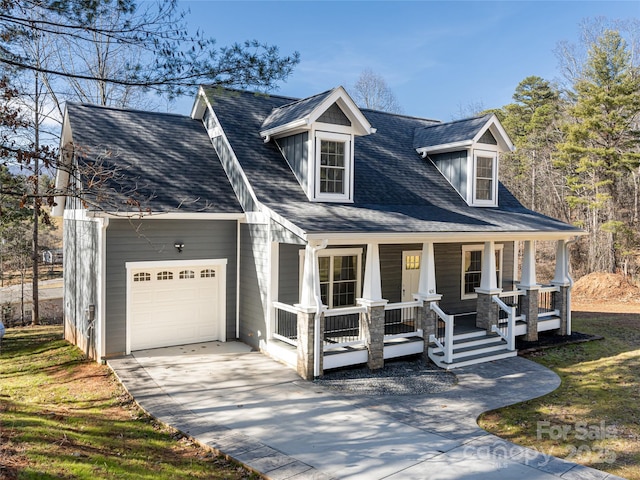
[479,308,640,480]
[0,326,260,480]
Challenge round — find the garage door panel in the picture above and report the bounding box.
[129,263,224,351]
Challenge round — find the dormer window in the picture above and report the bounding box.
[259,86,374,204]
[414,113,513,208]
[316,132,352,200]
[473,150,498,205]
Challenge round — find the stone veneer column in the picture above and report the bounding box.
[521,287,540,341]
[553,286,570,336]
[415,298,440,356]
[296,309,320,380]
[476,292,499,333]
[361,305,385,371]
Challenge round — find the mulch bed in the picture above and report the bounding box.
[516,330,603,354]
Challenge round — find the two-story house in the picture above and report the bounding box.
[54,86,583,379]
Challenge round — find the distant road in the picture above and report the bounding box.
[0,279,62,304]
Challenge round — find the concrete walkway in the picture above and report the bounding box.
[108,342,623,480]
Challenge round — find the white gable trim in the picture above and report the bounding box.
[417,140,473,157]
[52,109,74,217]
[192,87,268,219]
[260,86,375,142]
[415,114,514,157]
[473,114,514,152]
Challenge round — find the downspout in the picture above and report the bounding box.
[236,219,241,339]
[312,239,328,378]
[98,217,109,362]
[565,236,579,336]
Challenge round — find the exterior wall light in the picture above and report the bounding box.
[174,242,184,253]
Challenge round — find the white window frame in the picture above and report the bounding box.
[299,247,362,308]
[313,131,353,203]
[471,148,499,206]
[461,244,504,300]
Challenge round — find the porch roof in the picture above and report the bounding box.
[206,89,582,238]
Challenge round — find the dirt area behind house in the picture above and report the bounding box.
[572,272,640,312]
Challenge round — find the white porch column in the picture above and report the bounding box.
[552,239,571,286]
[551,239,573,336]
[475,241,502,332]
[299,242,320,308]
[416,242,441,301]
[519,240,541,341]
[360,243,385,304]
[478,241,501,293]
[296,240,327,380]
[520,240,538,288]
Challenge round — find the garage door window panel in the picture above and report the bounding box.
[179,270,195,279]
[157,271,173,280]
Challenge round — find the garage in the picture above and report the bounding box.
[126,259,227,352]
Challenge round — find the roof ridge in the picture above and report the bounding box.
[420,113,492,129]
[200,85,305,104]
[271,87,336,110]
[360,107,441,124]
[66,102,190,119]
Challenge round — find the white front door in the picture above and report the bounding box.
[402,250,421,302]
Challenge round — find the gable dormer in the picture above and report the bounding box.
[414,114,514,207]
[260,87,375,203]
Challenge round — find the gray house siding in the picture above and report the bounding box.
[211,135,257,212]
[277,132,309,196]
[63,217,99,357]
[104,219,238,356]
[271,220,305,245]
[379,242,515,312]
[435,242,515,314]
[380,243,423,303]
[278,243,303,305]
[239,222,270,348]
[430,151,468,200]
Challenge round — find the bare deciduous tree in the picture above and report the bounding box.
[351,69,403,113]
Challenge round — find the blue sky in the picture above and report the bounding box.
[178,1,639,121]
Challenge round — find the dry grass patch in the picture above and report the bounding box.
[0,325,260,480]
[479,306,640,480]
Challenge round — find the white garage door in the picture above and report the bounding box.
[127,260,226,352]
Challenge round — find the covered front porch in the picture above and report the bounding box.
[266,237,576,379]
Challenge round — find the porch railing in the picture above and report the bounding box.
[497,289,525,322]
[272,302,299,347]
[429,302,454,364]
[491,295,516,350]
[538,285,560,319]
[323,306,366,350]
[384,300,421,339]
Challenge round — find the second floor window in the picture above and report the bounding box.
[314,131,352,202]
[473,150,498,205]
[320,140,345,194]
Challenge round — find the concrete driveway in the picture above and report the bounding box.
[109,342,622,480]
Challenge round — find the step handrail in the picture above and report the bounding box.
[491,295,516,350]
[429,302,454,364]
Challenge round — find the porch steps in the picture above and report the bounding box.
[429,330,517,370]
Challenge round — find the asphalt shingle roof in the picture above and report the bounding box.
[66,103,243,214]
[206,89,580,235]
[413,114,492,149]
[260,89,335,131]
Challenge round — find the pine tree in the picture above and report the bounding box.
[557,30,640,273]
